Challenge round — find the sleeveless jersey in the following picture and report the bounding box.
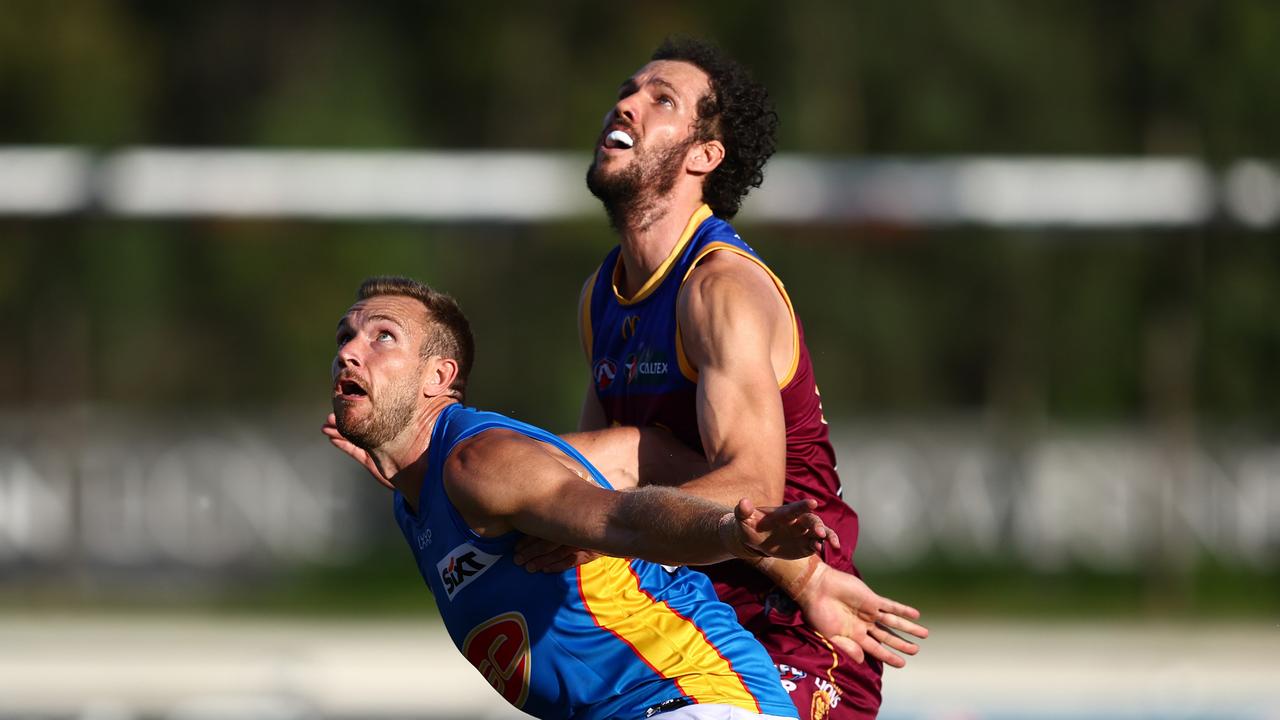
[393,402,798,720]
[583,205,862,613]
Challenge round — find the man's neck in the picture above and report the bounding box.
[616,195,706,298]
[370,398,455,510]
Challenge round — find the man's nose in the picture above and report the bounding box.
[612,92,639,125]
[337,341,362,369]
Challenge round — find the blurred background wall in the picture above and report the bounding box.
[1,1,1278,718]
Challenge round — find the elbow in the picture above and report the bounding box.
[723,463,785,506]
[748,461,787,505]
[757,477,785,506]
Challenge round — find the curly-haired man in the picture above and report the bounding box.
[516,38,927,720]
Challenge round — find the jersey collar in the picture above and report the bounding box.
[611,204,713,306]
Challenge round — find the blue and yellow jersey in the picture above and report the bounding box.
[394,402,797,720]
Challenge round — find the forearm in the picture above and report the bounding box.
[602,486,748,566]
[748,555,824,600]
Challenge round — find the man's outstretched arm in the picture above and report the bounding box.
[444,428,834,567]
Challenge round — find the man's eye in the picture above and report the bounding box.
[336,333,351,346]
[377,331,394,342]
[658,95,674,107]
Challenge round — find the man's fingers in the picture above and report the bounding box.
[822,526,841,552]
[860,632,908,669]
[873,623,919,655]
[514,538,597,573]
[752,498,818,532]
[879,599,921,620]
[877,607,929,639]
[327,435,357,454]
[733,497,758,523]
[538,557,579,573]
[829,635,865,665]
[536,549,598,573]
[514,537,565,568]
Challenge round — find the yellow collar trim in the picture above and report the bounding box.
[612,204,714,306]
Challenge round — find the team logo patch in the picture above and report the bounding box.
[812,676,842,715]
[776,663,808,693]
[593,357,618,391]
[811,689,829,720]
[622,314,640,340]
[624,354,639,383]
[623,347,670,386]
[463,612,531,709]
[436,543,500,601]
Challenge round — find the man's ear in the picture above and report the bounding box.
[686,139,725,176]
[423,356,460,398]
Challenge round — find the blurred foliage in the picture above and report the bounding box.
[3,0,1280,155]
[4,221,1278,434]
[2,0,1278,430]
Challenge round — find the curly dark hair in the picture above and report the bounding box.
[652,37,778,218]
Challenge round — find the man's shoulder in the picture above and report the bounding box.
[679,246,784,311]
[444,428,537,485]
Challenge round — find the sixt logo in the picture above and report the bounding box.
[437,543,500,600]
[593,357,618,391]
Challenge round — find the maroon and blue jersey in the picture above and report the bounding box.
[583,205,882,717]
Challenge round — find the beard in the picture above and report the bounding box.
[586,135,695,231]
[332,372,420,451]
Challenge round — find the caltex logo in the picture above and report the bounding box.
[622,348,669,385]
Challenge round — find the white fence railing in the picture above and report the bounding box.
[2,147,1278,227]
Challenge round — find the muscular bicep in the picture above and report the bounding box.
[445,431,631,551]
[678,259,789,504]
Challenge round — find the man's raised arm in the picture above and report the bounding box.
[675,253,929,666]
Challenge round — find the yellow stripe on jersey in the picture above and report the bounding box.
[577,556,762,713]
[674,242,801,389]
[612,204,714,306]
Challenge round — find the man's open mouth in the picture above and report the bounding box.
[602,128,635,150]
[336,377,368,399]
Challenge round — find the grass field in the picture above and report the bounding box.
[2,612,1276,720]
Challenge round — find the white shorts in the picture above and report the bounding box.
[653,705,796,720]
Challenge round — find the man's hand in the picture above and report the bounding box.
[513,536,601,572]
[794,563,928,668]
[730,498,838,560]
[321,413,394,491]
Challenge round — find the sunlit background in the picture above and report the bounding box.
[2,2,1278,719]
